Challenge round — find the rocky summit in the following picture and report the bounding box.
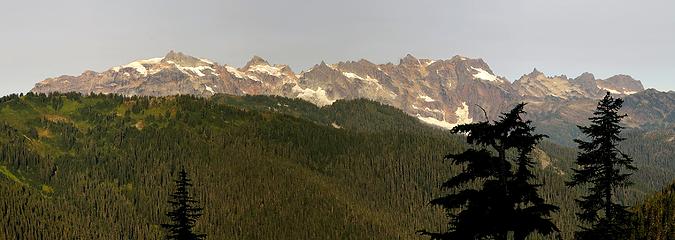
[33,51,668,133]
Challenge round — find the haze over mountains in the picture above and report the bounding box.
[31,51,673,138]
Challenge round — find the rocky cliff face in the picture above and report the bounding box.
[32,51,664,131]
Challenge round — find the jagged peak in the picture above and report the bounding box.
[399,53,420,65]
[244,55,270,69]
[528,68,544,77]
[308,61,336,72]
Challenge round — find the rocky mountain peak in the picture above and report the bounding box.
[306,61,337,74]
[450,55,470,62]
[399,54,420,66]
[604,74,639,84]
[357,59,373,65]
[574,72,596,82]
[163,50,208,67]
[528,68,544,77]
[596,74,644,94]
[244,55,270,69]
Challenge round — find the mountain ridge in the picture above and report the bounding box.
[31,51,668,138]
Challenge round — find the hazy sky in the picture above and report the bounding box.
[1,0,674,96]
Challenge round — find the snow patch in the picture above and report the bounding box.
[248,64,282,77]
[292,85,335,106]
[342,72,362,79]
[225,66,247,79]
[199,58,214,65]
[599,87,637,95]
[331,122,342,129]
[123,62,148,75]
[204,85,215,94]
[600,87,621,94]
[415,102,473,130]
[470,67,499,81]
[416,115,456,130]
[342,72,380,85]
[179,65,217,77]
[248,75,262,82]
[454,102,473,125]
[419,95,436,102]
[160,60,217,77]
[362,76,379,85]
[425,107,444,114]
[113,57,163,76]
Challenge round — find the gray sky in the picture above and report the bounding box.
[1,0,674,96]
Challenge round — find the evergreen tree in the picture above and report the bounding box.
[419,103,559,240]
[162,167,206,240]
[509,112,560,240]
[567,92,637,240]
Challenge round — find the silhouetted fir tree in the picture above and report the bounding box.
[162,167,206,240]
[508,110,560,240]
[567,92,637,240]
[419,103,559,240]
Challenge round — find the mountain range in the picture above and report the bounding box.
[30,51,674,144]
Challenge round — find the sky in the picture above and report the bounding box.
[1,0,674,96]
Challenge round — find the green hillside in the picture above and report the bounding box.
[0,92,672,239]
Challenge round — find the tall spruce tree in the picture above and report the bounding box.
[567,92,637,240]
[162,167,206,240]
[419,103,559,240]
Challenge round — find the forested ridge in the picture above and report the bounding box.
[0,92,673,239]
[631,181,675,240]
